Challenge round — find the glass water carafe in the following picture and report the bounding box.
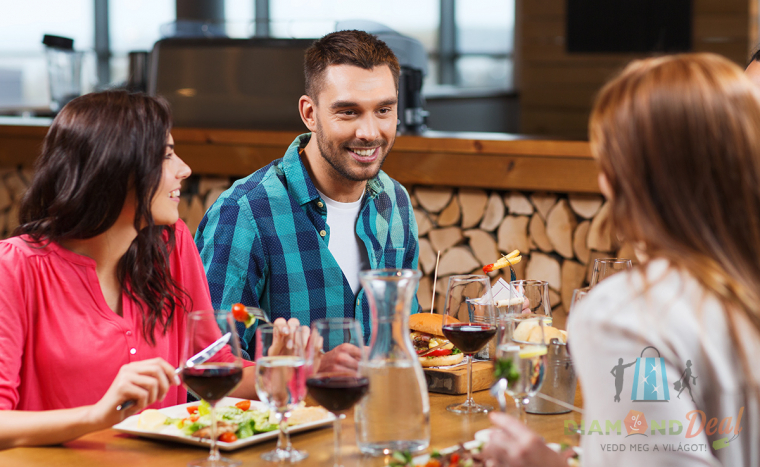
[355,269,430,455]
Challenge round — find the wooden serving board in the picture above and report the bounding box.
[424,361,494,395]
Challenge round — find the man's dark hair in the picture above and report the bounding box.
[304,29,400,101]
[16,91,189,345]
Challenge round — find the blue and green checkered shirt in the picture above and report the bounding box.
[195,134,420,350]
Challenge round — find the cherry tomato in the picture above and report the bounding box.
[186,405,199,414]
[450,453,460,465]
[231,303,248,323]
[235,400,251,411]
[426,349,452,357]
[219,432,238,443]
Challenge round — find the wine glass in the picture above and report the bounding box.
[589,258,632,287]
[442,275,497,414]
[254,324,309,462]
[180,310,244,467]
[568,287,589,315]
[507,280,552,324]
[494,314,547,424]
[305,318,368,467]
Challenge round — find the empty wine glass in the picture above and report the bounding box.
[508,280,552,326]
[306,318,368,467]
[442,275,496,414]
[254,324,309,462]
[181,310,244,467]
[589,258,632,287]
[568,287,590,315]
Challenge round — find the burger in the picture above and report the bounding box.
[410,313,464,367]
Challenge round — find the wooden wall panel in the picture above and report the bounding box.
[517,0,756,139]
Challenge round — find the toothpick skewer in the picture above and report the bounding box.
[430,250,441,313]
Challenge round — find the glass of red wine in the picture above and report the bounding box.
[181,310,244,467]
[442,275,496,414]
[305,318,367,467]
[254,324,310,462]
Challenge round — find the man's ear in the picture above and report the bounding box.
[299,95,318,132]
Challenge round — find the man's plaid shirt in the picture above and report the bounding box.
[195,134,420,350]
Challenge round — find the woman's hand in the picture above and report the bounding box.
[481,412,572,467]
[88,358,178,427]
[270,317,309,356]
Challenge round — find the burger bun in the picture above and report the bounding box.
[419,351,464,367]
[409,313,461,337]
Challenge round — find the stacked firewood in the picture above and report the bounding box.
[0,168,33,239]
[411,186,636,315]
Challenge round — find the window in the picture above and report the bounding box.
[0,0,515,110]
[0,0,94,106]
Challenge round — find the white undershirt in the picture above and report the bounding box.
[316,189,369,295]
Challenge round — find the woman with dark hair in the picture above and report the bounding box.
[482,54,760,466]
[0,91,257,448]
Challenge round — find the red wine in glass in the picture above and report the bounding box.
[442,323,497,354]
[182,364,243,403]
[306,374,369,413]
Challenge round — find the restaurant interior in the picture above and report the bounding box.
[0,1,757,466]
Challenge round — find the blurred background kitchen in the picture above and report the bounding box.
[0,0,518,133]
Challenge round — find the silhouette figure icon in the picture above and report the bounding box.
[611,358,636,402]
[674,360,698,402]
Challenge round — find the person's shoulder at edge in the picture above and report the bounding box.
[571,259,672,317]
[0,234,55,260]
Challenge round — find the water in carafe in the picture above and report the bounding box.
[355,269,430,455]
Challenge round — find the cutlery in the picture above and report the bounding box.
[116,332,232,412]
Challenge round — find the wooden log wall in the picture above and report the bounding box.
[518,0,758,139]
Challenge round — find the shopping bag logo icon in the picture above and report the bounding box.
[631,346,670,401]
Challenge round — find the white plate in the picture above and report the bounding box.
[113,397,334,451]
[472,429,582,465]
[411,439,483,465]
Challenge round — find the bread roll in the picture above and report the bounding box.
[513,319,539,342]
[527,325,566,344]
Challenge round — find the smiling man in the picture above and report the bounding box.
[195,30,420,353]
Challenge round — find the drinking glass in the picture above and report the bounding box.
[442,275,497,414]
[507,280,552,323]
[254,324,309,462]
[589,258,632,287]
[568,287,589,315]
[306,318,368,467]
[181,310,244,467]
[494,314,547,424]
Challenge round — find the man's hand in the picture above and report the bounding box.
[316,343,362,374]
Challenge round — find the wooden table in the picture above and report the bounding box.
[0,388,583,466]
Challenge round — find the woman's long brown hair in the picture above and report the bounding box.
[590,53,760,387]
[15,91,188,345]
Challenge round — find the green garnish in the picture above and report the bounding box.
[389,450,413,467]
[494,358,520,385]
[452,348,462,355]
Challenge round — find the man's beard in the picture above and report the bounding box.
[314,119,394,182]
